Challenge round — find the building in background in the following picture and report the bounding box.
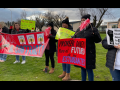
[70,21,81,31]
[98,25,107,32]
[107,21,118,28]
[97,21,118,32]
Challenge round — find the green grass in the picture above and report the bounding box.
[0,33,112,81]
[100,33,106,40]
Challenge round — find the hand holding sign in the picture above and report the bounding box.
[79,18,90,31]
[58,38,86,68]
[0,28,2,33]
[114,45,120,49]
[55,27,75,40]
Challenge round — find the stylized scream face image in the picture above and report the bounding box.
[20,38,25,43]
[38,35,43,42]
[28,36,34,43]
[38,37,43,42]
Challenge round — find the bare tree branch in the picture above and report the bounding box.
[78,8,115,28]
[20,10,27,19]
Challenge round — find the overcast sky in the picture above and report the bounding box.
[0,8,120,24]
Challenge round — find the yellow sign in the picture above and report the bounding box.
[55,27,75,40]
[21,19,36,30]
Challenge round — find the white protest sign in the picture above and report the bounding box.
[106,28,120,46]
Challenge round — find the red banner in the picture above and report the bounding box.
[58,38,86,68]
[0,27,51,57]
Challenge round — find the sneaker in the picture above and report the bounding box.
[21,60,26,64]
[13,60,20,64]
[45,68,48,73]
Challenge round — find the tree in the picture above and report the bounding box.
[20,10,27,20]
[44,11,67,29]
[34,12,46,31]
[12,21,15,26]
[16,18,21,24]
[35,17,46,31]
[7,21,10,27]
[16,10,67,31]
[78,8,115,28]
[53,12,67,28]
[35,11,67,31]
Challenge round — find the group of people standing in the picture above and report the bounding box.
[44,14,120,81]
[1,13,120,81]
[0,22,30,63]
[42,14,102,81]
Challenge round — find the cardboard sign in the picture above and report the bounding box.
[58,38,86,68]
[0,27,51,57]
[55,27,75,40]
[106,28,120,46]
[21,19,36,30]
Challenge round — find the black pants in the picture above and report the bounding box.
[45,49,55,68]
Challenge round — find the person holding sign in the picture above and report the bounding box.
[72,14,102,81]
[0,22,9,62]
[43,22,57,74]
[58,17,73,81]
[11,22,28,64]
[102,18,120,81]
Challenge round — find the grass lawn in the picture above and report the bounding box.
[0,33,112,81]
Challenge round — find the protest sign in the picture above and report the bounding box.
[55,27,75,40]
[0,27,51,57]
[79,18,90,31]
[106,28,120,46]
[58,38,86,68]
[21,19,36,30]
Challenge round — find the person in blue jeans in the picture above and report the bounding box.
[0,22,9,62]
[58,17,73,81]
[102,18,120,81]
[14,55,26,64]
[72,14,101,81]
[11,22,30,64]
[0,54,7,62]
[81,67,94,81]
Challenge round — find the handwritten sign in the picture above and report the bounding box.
[55,27,75,40]
[21,19,36,30]
[58,38,86,68]
[0,27,51,57]
[106,28,120,46]
[79,18,90,31]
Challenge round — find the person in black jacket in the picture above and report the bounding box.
[11,22,28,64]
[43,22,57,74]
[58,17,74,81]
[102,18,120,81]
[72,14,102,81]
[0,23,9,62]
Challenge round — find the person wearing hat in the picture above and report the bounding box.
[61,17,73,31]
[43,22,57,74]
[58,17,74,81]
[72,14,102,81]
